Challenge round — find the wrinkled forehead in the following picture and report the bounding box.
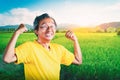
[39,18,55,25]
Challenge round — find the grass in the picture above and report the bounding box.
[0,32,120,80]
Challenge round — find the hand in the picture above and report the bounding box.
[15,24,28,34]
[65,30,77,41]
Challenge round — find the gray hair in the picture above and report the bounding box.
[33,13,57,31]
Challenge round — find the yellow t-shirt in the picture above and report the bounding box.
[15,40,74,80]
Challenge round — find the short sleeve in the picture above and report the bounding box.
[60,46,75,66]
[15,42,31,64]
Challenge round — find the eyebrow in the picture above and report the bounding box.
[41,22,55,25]
[40,22,46,25]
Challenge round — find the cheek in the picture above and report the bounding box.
[36,30,44,36]
[38,29,45,33]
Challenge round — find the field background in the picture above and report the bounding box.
[0,32,120,80]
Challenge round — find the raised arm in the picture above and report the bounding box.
[3,24,27,63]
[65,30,82,65]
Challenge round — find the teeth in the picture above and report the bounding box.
[46,34,51,37]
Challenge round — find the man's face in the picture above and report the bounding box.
[35,18,56,42]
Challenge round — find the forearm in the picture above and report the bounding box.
[65,30,82,65]
[73,39,82,64]
[3,31,20,63]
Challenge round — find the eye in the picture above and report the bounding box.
[50,24,56,28]
[51,25,56,29]
[40,26,45,28]
[39,24,48,29]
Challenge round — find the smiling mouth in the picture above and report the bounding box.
[45,33,53,37]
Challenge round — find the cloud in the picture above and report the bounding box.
[47,2,120,26]
[0,2,120,26]
[0,8,41,26]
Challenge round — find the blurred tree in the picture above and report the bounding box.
[117,27,120,35]
[106,27,116,33]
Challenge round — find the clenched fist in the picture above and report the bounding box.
[65,30,77,41]
[15,24,28,34]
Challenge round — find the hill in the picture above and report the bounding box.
[0,24,33,32]
[96,22,120,32]
[1,22,120,33]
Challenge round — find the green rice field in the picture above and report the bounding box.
[0,32,120,80]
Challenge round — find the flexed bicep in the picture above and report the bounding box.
[3,24,28,63]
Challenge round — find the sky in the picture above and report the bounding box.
[0,0,120,27]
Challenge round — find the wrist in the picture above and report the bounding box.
[73,37,78,42]
[14,30,21,36]
[73,36,79,43]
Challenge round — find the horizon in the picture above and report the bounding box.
[1,21,120,28]
[0,0,120,27]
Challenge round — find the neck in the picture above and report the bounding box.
[37,39,50,50]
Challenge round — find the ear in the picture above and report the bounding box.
[34,30,38,35]
[54,28,57,32]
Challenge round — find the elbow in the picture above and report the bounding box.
[76,57,82,65]
[3,56,12,63]
[73,57,82,65]
[73,59,82,65]
[3,51,16,63]
[3,57,11,63]
[76,60,82,65]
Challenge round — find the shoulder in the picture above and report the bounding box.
[17,41,34,48]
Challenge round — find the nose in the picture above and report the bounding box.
[46,26,52,31]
